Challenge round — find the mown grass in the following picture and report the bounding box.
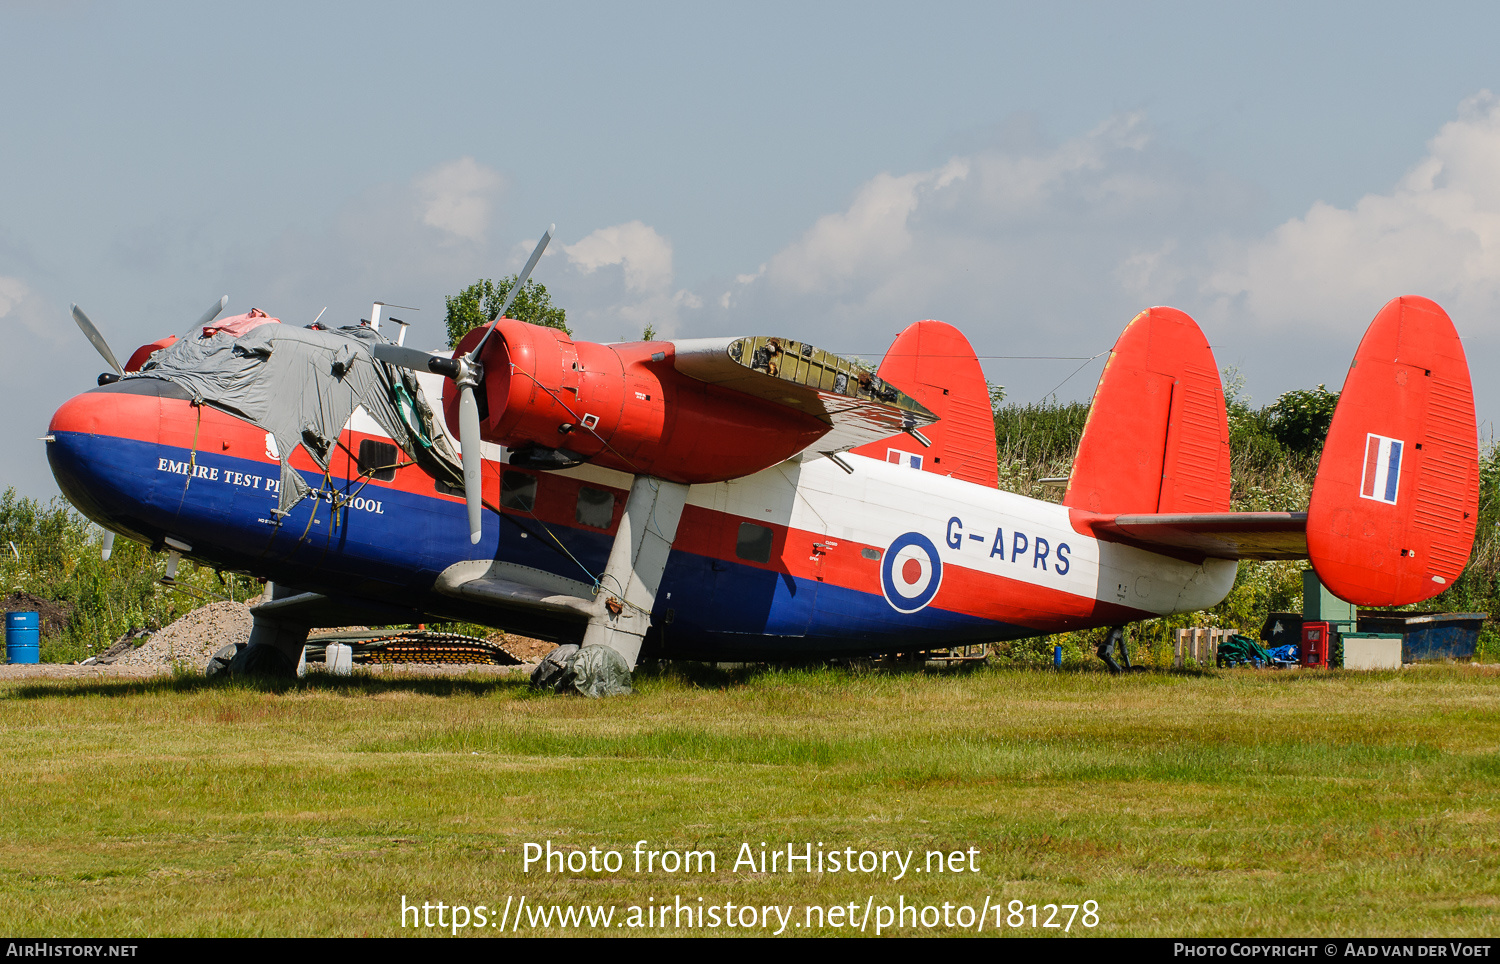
[0,663,1495,937]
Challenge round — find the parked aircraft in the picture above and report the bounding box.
[47,234,1479,688]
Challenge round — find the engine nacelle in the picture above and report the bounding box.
[443,320,831,483]
[125,336,179,373]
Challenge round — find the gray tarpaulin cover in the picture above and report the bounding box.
[531,644,634,697]
[125,320,464,515]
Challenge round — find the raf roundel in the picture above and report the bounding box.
[880,532,943,613]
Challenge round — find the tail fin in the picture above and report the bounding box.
[851,320,999,487]
[1307,296,1479,606]
[1063,307,1231,514]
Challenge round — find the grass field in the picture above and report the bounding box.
[0,662,1495,937]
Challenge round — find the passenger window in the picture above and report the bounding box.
[357,439,399,482]
[500,471,536,512]
[736,523,774,563]
[575,486,615,528]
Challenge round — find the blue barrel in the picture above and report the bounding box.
[5,611,39,664]
[1054,645,1063,669]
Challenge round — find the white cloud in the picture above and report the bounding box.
[1203,91,1500,335]
[223,157,513,339]
[561,222,701,337]
[0,277,29,319]
[712,112,1243,358]
[0,276,61,344]
[414,157,505,243]
[764,161,968,294]
[565,221,675,293]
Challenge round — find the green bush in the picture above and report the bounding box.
[0,489,259,663]
[1264,385,1339,455]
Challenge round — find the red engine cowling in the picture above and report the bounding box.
[442,320,831,483]
[125,336,178,372]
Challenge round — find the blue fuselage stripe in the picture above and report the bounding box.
[49,431,1027,657]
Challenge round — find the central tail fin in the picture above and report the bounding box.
[1063,306,1231,515]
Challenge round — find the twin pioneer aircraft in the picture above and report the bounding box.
[46,229,1481,689]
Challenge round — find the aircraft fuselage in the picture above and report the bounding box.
[47,378,1236,659]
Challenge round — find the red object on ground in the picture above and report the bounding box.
[1301,621,1331,669]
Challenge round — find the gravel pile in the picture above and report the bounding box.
[73,601,550,675]
[487,632,556,663]
[112,601,252,672]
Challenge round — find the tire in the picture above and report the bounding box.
[204,643,242,678]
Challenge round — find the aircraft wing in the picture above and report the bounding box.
[251,588,431,626]
[672,336,937,455]
[432,560,597,620]
[1084,512,1309,561]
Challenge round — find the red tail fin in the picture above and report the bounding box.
[1064,307,1231,514]
[1307,296,1478,606]
[851,320,998,487]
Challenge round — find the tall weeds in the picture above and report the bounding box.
[0,490,259,662]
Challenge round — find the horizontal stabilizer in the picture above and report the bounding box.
[1086,512,1309,561]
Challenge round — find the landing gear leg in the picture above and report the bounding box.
[222,610,307,679]
[549,475,688,697]
[1097,625,1130,675]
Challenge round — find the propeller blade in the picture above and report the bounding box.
[195,295,229,330]
[371,342,460,378]
[458,383,484,544]
[468,224,554,363]
[71,304,124,375]
[489,224,554,324]
[101,531,115,562]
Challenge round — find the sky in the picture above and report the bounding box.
[6,1,1500,499]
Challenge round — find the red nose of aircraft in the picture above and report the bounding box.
[46,380,182,541]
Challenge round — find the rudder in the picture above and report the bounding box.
[1307,296,1478,606]
[851,320,998,487]
[1064,307,1231,514]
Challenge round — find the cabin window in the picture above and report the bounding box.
[357,440,399,482]
[501,471,536,512]
[736,523,774,563]
[575,486,615,529]
[861,547,881,560]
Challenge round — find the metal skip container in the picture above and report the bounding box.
[5,611,39,664]
[1356,611,1487,662]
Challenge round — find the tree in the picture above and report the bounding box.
[1264,384,1339,455]
[444,277,569,348]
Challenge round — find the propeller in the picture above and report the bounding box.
[193,295,230,333]
[371,225,554,545]
[73,296,229,377]
[71,304,123,375]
